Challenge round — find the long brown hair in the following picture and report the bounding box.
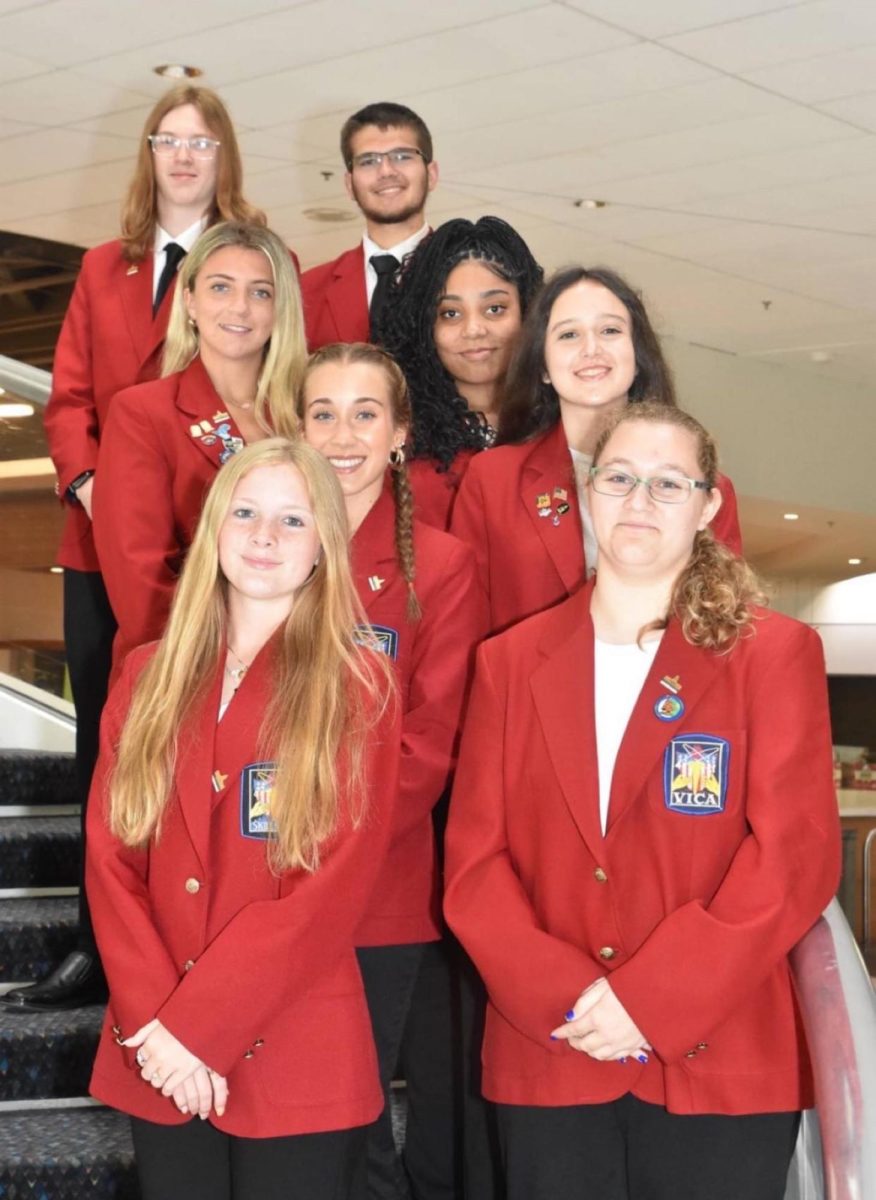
[161,221,305,439]
[592,402,764,652]
[120,85,266,262]
[108,439,394,873]
[498,266,676,446]
[298,342,421,621]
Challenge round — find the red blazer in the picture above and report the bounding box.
[353,484,484,945]
[87,639,400,1137]
[92,357,243,673]
[301,246,369,351]
[444,584,840,1116]
[406,452,475,532]
[44,241,177,571]
[451,421,744,634]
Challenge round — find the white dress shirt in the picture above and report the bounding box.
[152,216,209,302]
[594,636,661,834]
[362,223,430,305]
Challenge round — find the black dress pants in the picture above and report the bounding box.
[131,1115,367,1200]
[497,1093,800,1200]
[63,567,116,952]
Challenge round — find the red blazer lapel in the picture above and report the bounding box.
[118,254,155,364]
[326,249,368,343]
[606,621,726,835]
[530,587,603,858]
[175,357,245,471]
[522,423,585,596]
[174,663,223,874]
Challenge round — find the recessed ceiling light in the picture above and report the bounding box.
[783,513,799,521]
[810,350,832,364]
[49,565,63,574]
[302,207,357,224]
[0,402,34,418]
[574,198,607,209]
[848,558,863,566]
[0,386,5,395]
[153,63,203,79]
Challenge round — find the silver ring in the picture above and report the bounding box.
[151,1071,163,1084]
[136,1049,146,1066]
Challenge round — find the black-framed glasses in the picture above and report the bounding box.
[148,134,221,159]
[349,147,427,171]
[589,466,711,504]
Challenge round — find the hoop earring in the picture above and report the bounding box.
[388,445,406,470]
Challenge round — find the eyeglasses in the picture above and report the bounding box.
[589,466,711,504]
[349,148,427,172]
[148,134,221,159]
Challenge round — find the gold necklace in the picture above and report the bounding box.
[225,644,252,689]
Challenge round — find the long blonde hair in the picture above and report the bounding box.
[592,402,765,652]
[121,85,266,262]
[298,342,422,620]
[108,439,394,872]
[162,222,305,439]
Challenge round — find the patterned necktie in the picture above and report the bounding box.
[369,253,400,340]
[153,242,186,316]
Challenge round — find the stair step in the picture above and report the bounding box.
[0,896,78,983]
[0,1003,104,1101]
[0,817,80,888]
[0,751,77,808]
[0,1106,139,1198]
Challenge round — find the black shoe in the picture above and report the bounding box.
[0,951,107,1012]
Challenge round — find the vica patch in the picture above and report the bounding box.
[354,623,399,660]
[663,735,729,815]
[240,762,278,839]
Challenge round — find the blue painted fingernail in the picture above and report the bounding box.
[564,1010,576,1021]
[637,1053,649,1064]
[549,1034,559,1041]
[619,1057,627,1064]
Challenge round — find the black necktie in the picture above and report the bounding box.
[369,254,399,340]
[153,242,186,316]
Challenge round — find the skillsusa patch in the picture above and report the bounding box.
[663,735,729,815]
[240,762,278,839]
[353,623,399,661]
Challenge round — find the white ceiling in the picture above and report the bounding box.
[1,0,875,582]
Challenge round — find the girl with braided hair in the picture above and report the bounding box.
[376,215,543,529]
[299,342,484,1199]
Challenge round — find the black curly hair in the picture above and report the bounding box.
[498,266,676,446]
[376,216,544,468]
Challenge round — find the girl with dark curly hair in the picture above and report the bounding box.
[376,215,543,528]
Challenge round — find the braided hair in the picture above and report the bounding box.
[498,266,677,446]
[298,343,421,621]
[377,216,544,468]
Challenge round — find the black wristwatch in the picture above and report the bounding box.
[66,469,95,502]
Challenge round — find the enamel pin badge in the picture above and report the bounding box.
[368,575,385,592]
[654,674,684,721]
[353,623,399,660]
[536,492,552,519]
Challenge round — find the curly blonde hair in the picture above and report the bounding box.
[592,402,765,652]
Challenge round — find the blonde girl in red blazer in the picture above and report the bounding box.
[13,86,266,1015]
[445,403,840,1200]
[93,220,306,676]
[299,343,483,1199]
[451,266,743,636]
[87,439,399,1200]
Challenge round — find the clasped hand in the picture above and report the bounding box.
[123,1019,228,1119]
[550,978,651,1062]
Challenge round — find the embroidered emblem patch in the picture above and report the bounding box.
[663,735,729,815]
[654,694,685,722]
[240,762,278,839]
[353,623,399,660]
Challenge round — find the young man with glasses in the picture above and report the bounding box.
[302,102,438,350]
[7,87,265,1014]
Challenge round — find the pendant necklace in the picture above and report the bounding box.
[225,644,252,690]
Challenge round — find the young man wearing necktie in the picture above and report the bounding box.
[8,86,265,1014]
[301,102,438,351]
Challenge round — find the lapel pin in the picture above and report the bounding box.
[368,575,385,592]
[126,265,139,276]
[212,410,231,423]
[536,492,552,518]
[654,694,685,722]
[553,486,568,502]
[660,675,682,694]
[556,501,570,516]
[211,770,228,793]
